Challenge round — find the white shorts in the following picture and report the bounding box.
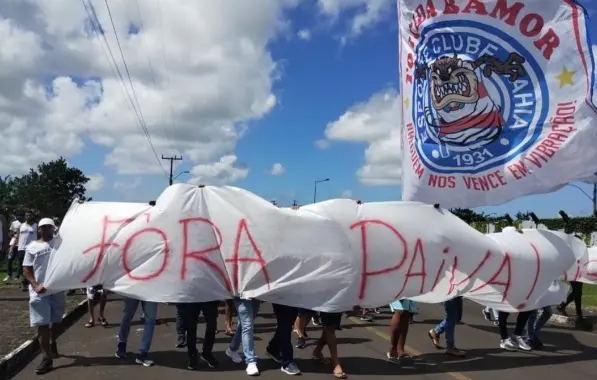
[29,292,66,327]
[86,285,104,300]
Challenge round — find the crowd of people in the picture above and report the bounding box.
[0,212,587,378]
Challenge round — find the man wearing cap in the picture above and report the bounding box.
[22,218,65,375]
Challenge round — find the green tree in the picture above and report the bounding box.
[10,158,90,218]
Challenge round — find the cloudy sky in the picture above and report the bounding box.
[0,0,594,216]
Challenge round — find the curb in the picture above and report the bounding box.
[0,297,90,380]
[548,313,597,332]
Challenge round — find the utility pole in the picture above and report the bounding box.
[162,155,183,186]
[593,183,597,216]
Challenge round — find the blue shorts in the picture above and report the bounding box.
[29,292,67,327]
[389,299,418,313]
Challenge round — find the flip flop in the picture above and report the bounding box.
[84,321,94,328]
[98,317,108,327]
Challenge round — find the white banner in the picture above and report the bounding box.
[43,184,575,312]
[399,0,597,207]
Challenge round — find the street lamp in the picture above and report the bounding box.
[567,184,596,215]
[173,170,190,182]
[313,178,330,203]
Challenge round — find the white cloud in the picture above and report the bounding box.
[340,189,353,198]
[317,0,393,41]
[0,0,299,185]
[314,139,330,149]
[86,173,105,192]
[188,155,248,186]
[114,177,143,193]
[297,28,311,40]
[269,163,285,175]
[322,88,402,186]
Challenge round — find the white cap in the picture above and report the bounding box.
[38,218,56,228]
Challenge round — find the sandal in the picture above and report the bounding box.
[98,317,108,327]
[84,321,94,328]
[333,366,347,379]
[225,329,235,336]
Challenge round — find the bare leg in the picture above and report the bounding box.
[38,325,52,358]
[389,311,404,357]
[225,300,234,335]
[397,312,410,356]
[86,299,95,327]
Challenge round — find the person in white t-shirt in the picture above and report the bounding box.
[16,212,38,291]
[0,214,7,261]
[3,215,22,282]
[22,217,65,375]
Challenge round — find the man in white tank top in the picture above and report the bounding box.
[16,212,38,291]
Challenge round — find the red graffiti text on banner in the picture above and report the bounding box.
[395,239,427,298]
[448,250,492,294]
[81,213,151,283]
[121,227,170,281]
[469,253,512,302]
[351,219,409,300]
[180,218,231,291]
[224,219,271,293]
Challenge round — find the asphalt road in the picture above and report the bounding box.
[12,299,597,380]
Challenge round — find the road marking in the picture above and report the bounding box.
[348,317,473,380]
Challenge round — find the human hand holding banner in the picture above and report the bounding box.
[44,184,575,312]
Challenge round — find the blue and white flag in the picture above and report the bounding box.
[399,0,597,207]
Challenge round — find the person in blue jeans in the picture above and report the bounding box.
[526,306,552,349]
[226,298,261,376]
[428,297,466,356]
[115,298,157,366]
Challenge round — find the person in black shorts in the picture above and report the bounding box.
[311,312,346,379]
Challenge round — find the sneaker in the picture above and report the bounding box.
[295,337,306,349]
[281,362,301,375]
[187,354,199,370]
[500,338,518,351]
[514,335,532,351]
[201,352,219,368]
[115,342,127,359]
[176,335,187,348]
[386,352,401,364]
[360,314,374,322]
[445,348,466,356]
[265,347,283,363]
[3,275,11,282]
[226,347,243,363]
[246,362,260,376]
[135,353,155,366]
[34,357,53,375]
[50,342,59,359]
[482,309,492,321]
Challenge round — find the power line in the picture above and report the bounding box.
[81,0,166,175]
[132,0,179,147]
[162,155,183,186]
[102,0,165,174]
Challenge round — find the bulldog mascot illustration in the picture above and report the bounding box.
[415,52,526,147]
